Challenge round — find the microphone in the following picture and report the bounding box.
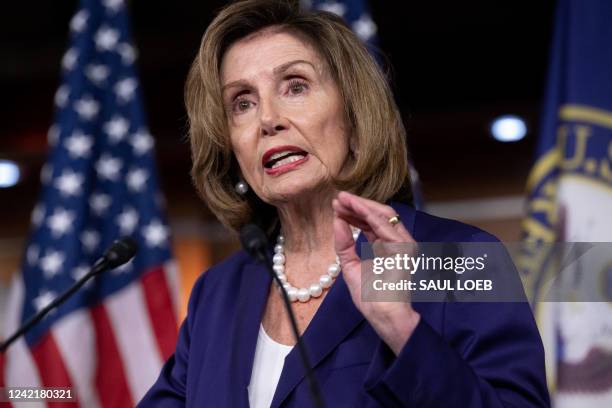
[239,223,269,263]
[98,236,139,270]
[0,237,138,353]
[239,224,325,408]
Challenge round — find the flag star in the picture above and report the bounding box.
[54,85,70,108]
[114,78,137,103]
[74,96,100,120]
[117,43,137,65]
[40,163,53,184]
[40,250,66,278]
[71,264,94,288]
[95,25,120,51]
[117,207,138,234]
[47,125,60,146]
[64,131,94,158]
[353,14,377,41]
[31,203,45,226]
[317,1,346,17]
[54,170,84,196]
[72,264,89,281]
[70,10,89,32]
[102,0,124,12]
[47,208,76,237]
[26,245,39,266]
[131,130,154,155]
[85,64,110,85]
[34,290,58,312]
[113,258,133,274]
[96,154,123,181]
[104,116,130,143]
[143,219,169,247]
[81,230,100,253]
[90,193,112,215]
[127,168,148,192]
[62,48,78,71]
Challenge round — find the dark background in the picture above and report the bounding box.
[0,0,557,237]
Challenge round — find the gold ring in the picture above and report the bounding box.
[388,215,401,225]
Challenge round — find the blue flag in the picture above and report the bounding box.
[522,0,612,404]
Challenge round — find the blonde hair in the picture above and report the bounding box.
[186,0,412,234]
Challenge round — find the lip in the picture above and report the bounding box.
[264,154,309,176]
[261,145,307,168]
[261,145,309,176]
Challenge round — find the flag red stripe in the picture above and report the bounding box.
[141,266,178,360]
[91,304,133,408]
[0,352,7,408]
[30,333,79,408]
[0,351,5,387]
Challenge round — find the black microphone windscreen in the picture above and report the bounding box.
[104,237,139,268]
[239,224,269,257]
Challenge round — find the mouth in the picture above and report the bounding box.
[262,145,309,175]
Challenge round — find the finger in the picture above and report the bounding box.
[332,199,372,229]
[333,198,390,243]
[333,212,361,270]
[332,200,378,242]
[336,193,413,243]
[338,198,398,242]
[336,192,415,242]
[338,191,397,217]
[335,195,417,260]
[332,200,370,231]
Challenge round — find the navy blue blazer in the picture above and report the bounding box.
[139,202,550,407]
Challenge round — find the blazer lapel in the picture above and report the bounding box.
[230,257,272,407]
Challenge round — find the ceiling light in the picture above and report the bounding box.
[490,115,527,142]
[0,160,21,188]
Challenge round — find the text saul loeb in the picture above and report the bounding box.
[369,253,494,292]
[372,279,494,292]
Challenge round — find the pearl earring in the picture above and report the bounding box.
[235,180,249,195]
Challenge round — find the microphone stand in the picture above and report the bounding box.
[242,225,325,408]
[1,261,103,353]
[0,238,137,353]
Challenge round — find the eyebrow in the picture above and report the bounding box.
[221,59,316,93]
[273,59,315,75]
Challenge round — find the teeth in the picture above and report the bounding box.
[271,154,305,169]
[269,150,299,161]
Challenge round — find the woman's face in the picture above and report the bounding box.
[220,29,350,205]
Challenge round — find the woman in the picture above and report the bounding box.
[139,0,549,406]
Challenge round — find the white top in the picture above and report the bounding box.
[248,324,294,408]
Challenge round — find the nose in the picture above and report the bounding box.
[259,97,288,137]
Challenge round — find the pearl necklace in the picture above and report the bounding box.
[272,227,360,303]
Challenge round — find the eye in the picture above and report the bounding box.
[287,79,308,95]
[231,97,254,114]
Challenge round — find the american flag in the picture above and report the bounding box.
[0,0,179,406]
[305,0,379,48]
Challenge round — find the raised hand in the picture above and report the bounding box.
[332,191,421,355]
